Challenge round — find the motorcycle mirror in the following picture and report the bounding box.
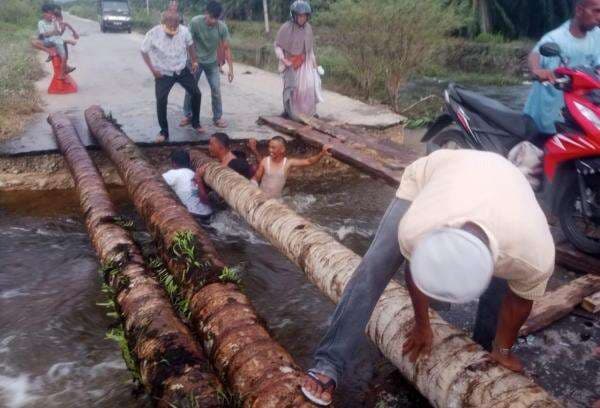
[539,42,562,58]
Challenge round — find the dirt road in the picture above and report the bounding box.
[0,14,402,155]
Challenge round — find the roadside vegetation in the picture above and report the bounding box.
[0,0,44,142]
[64,0,546,127]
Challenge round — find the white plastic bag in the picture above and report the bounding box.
[315,65,324,103]
[508,141,544,190]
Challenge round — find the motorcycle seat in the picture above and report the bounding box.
[452,86,539,140]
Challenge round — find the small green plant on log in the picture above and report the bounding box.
[218,267,242,286]
[106,326,141,382]
[171,231,208,281]
[97,283,141,382]
[216,388,243,408]
[149,257,193,321]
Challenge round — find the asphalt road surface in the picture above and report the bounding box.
[1,13,402,155]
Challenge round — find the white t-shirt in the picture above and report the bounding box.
[396,149,555,301]
[141,25,193,76]
[162,168,212,216]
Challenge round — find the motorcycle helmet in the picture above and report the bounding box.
[290,1,312,22]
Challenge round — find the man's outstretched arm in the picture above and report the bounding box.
[402,266,433,362]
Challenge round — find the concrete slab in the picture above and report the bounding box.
[1,14,403,156]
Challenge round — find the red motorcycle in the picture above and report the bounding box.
[423,42,600,255]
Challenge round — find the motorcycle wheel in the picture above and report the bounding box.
[426,128,473,154]
[558,182,600,255]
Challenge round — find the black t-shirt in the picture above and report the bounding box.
[228,157,252,179]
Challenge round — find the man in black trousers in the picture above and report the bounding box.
[141,10,204,143]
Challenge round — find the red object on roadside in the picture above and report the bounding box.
[48,55,77,94]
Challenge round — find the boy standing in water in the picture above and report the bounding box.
[249,137,331,199]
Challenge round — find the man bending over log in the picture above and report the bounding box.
[301,149,555,406]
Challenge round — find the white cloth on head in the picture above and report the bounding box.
[162,169,212,216]
[141,25,193,76]
[410,227,494,303]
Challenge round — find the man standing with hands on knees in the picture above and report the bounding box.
[141,11,204,143]
[301,149,555,406]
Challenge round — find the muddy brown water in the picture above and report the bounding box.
[1,175,599,407]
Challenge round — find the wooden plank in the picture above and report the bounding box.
[301,127,403,186]
[260,115,419,173]
[520,274,600,335]
[555,241,600,276]
[301,116,417,166]
[582,290,600,313]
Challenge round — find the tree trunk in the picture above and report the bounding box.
[84,106,313,407]
[263,0,270,33]
[192,152,561,408]
[475,0,492,33]
[48,113,222,407]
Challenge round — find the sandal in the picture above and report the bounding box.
[179,116,191,127]
[301,371,335,406]
[155,133,167,143]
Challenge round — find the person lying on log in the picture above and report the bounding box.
[301,149,555,407]
[195,132,253,210]
[247,136,331,199]
[163,149,213,223]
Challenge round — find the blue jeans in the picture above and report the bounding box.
[183,63,222,122]
[311,198,506,385]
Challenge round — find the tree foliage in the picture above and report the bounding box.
[316,0,462,109]
[448,0,573,38]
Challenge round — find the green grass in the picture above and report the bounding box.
[68,3,97,21]
[0,14,44,141]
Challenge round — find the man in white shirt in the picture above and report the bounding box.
[141,11,204,143]
[162,149,212,221]
[302,149,555,407]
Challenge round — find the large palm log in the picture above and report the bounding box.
[191,151,561,408]
[84,106,313,407]
[48,113,222,407]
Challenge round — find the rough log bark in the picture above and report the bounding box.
[520,274,600,335]
[48,113,222,407]
[192,152,561,408]
[84,106,313,407]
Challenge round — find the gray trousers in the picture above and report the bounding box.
[312,198,505,385]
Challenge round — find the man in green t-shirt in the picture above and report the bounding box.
[181,1,234,129]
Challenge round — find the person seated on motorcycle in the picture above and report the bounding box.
[524,0,600,141]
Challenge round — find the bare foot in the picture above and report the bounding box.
[301,372,335,406]
[214,118,228,128]
[179,117,191,127]
[194,126,206,134]
[155,133,167,143]
[490,349,524,372]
